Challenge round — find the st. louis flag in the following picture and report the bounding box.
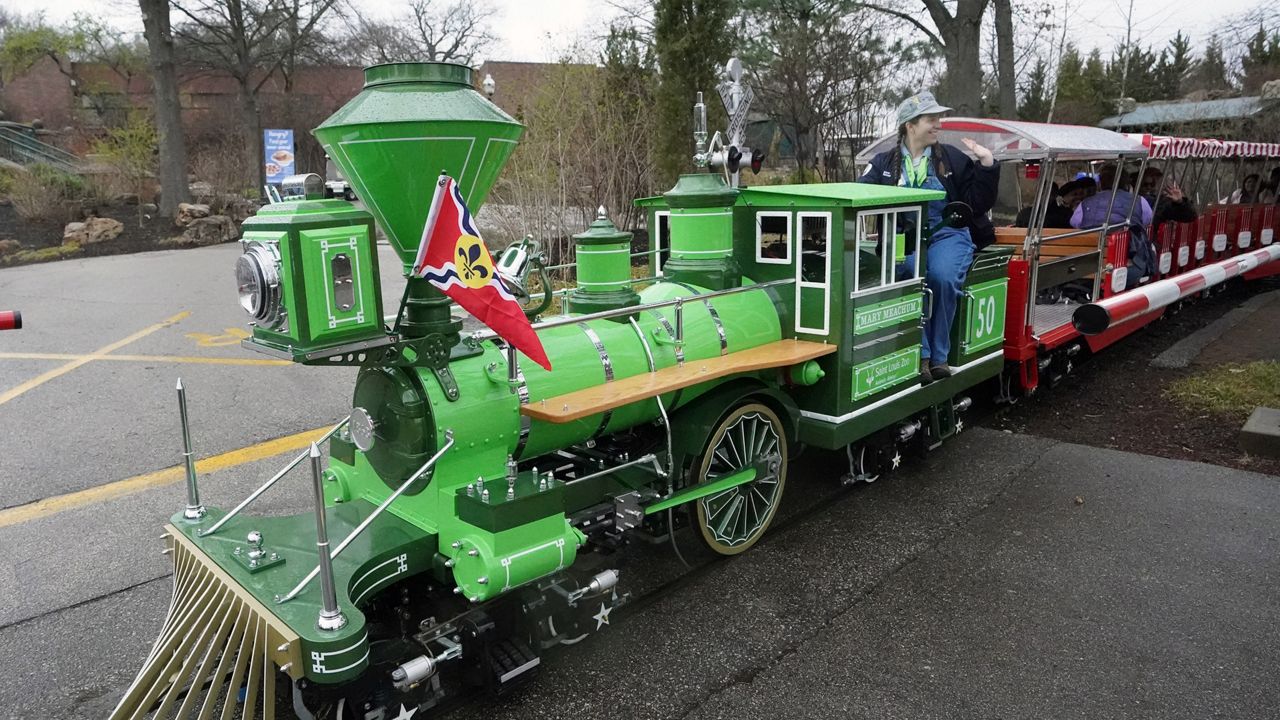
[412,174,552,371]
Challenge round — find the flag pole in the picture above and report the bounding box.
[391,278,413,336]
[394,171,450,338]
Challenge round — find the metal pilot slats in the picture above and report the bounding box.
[109,526,300,720]
[521,339,837,424]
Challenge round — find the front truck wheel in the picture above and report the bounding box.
[692,402,788,555]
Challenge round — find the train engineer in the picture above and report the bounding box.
[858,90,1000,382]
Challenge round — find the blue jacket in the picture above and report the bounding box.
[858,143,1001,248]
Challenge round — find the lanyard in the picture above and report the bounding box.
[901,147,930,188]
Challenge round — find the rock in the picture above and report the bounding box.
[82,217,124,245]
[141,203,158,216]
[111,193,140,206]
[63,221,88,245]
[181,215,239,246]
[0,239,21,255]
[225,198,259,224]
[175,202,212,228]
[189,181,215,203]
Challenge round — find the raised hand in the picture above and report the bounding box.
[961,137,995,167]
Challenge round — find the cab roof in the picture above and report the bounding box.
[634,181,942,209]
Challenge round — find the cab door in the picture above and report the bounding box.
[844,205,926,411]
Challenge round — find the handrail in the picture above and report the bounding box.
[0,127,81,171]
[198,415,351,537]
[275,429,455,604]
[466,277,796,343]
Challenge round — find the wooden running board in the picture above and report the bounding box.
[520,338,837,424]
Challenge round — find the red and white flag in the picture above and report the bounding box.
[412,174,552,371]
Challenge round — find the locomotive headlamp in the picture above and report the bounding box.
[235,241,285,329]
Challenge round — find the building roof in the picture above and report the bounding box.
[1099,96,1272,129]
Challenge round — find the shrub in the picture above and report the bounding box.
[189,134,257,213]
[10,163,88,222]
[91,111,158,225]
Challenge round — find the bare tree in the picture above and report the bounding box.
[991,0,1016,118]
[742,0,911,180]
[139,0,189,215]
[171,0,339,193]
[336,0,496,66]
[857,0,991,114]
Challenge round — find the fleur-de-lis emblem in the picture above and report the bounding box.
[458,241,489,281]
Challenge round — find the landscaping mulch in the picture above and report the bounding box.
[0,202,182,267]
[993,276,1280,476]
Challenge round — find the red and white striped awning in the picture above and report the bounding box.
[1129,134,1280,159]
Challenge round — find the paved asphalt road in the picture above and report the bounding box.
[1,245,1278,719]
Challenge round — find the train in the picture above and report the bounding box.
[109,61,1280,720]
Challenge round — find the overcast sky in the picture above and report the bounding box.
[34,0,1264,65]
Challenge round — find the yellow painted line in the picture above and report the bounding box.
[0,311,192,407]
[0,352,291,367]
[0,426,328,529]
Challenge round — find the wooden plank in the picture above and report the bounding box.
[521,339,838,424]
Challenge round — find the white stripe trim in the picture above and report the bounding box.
[800,350,1004,425]
[671,209,732,217]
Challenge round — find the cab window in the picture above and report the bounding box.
[851,208,922,293]
[755,212,791,264]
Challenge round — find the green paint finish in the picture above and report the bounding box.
[662,175,740,289]
[239,200,384,360]
[851,344,921,401]
[169,502,436,685]
[961,278,1007,354]
[299,225,381,344]
[568,210,639,312]
[314,62,523,269]
[669,209,734,258]
[644,467,756,515]
[854,294,922,335]
[740,182,943,208]
[799,351,1004,449]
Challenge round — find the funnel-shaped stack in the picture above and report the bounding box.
[315,62,523,270]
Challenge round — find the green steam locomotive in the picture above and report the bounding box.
[111,62,1008,719]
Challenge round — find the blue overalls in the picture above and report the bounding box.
[901,148,973,365]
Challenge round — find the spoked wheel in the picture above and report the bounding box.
[692,402,788,555]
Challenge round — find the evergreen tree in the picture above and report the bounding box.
[653,0,734,186]
[1019,57,1049,121]
[1241,25,1280,93]
[1184,34,1233,95]
[1051,45,1112,124]
[1152,32,1194,100]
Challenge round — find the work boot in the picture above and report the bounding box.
[920,359,933,384]
[929,363,953,380]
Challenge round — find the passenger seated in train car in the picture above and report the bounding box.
[1229,173,1260,204]
[857,89,999,382]
[1015,178,1091,228]
[1259,184,1277,205]
[1070,163,1152,229]
[1139,168,1198,225]
[1072,163,1155,289]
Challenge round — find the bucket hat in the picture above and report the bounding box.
[897,90,952,127]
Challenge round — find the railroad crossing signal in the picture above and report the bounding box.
[717,58,754,148]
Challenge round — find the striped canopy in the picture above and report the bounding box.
[1127,134,1280,159]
